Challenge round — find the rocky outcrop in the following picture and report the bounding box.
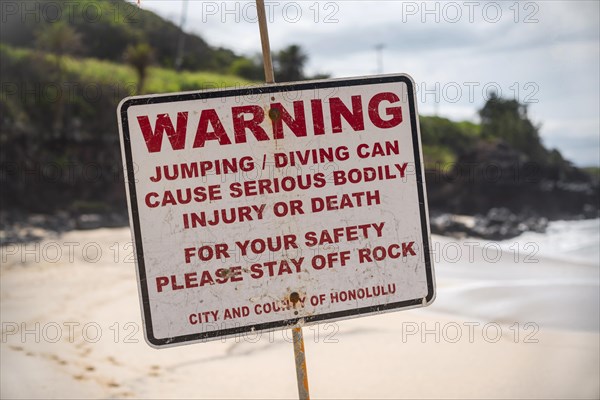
[426,141,599,224]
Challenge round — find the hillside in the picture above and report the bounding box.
[0,43,250,217]
[2,43,598,221]
[0,0,239,72]
[0,1,598,240]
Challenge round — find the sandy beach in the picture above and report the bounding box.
[1,225,598,399]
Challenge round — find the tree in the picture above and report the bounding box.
[479,92,547,163]
[124,43,155,94]
[274,44,308,82]
[229,56,264,81]
[35,22,82,61]
[309,73,332,80]
[35,22,82,137]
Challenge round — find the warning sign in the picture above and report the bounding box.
[117,75,435,347]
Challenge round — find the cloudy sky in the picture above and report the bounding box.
[141,0,599,167]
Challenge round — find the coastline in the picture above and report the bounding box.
[2,208,595,245]
[1,226,598,398]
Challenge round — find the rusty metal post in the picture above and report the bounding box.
[256,0,275,84]
[292,326,310,399]
[255,2,310,398]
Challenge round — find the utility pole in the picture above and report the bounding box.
[175,0,189,71]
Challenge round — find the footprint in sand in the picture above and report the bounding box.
[79,347,92,357]
[107,356,121,366]
[148,365,161,377]
[48,354,68,365]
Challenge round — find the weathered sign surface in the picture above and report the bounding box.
[117,75,435,347]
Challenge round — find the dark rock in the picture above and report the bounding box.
[471,208,548,241]
[1,209,130,245]
[430,214,472,238]
[426,139,600,222]
[76,214,104,230]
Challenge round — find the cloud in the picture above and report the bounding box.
[141,0,599,166]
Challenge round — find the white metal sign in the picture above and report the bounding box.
[117,75,435,347]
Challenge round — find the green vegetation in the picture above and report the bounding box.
[1,0,237,73]
[274,44,309,81]
[419,115,480,169]
[231,45,330,82]
[1,0,329,81]
[480,92,547,162]
[421,144,457,170]
[583,167,600,179]
[417,94,578,174]
[1,0,594,216]
[123,42,154,94]
[1,43,251,92]
[0,41,252,212]
[229,55,265,82]
[0,41,573,177]
[1,43,251,139]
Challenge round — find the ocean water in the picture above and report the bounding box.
[430,218,600,332]
[498,218,600,266]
